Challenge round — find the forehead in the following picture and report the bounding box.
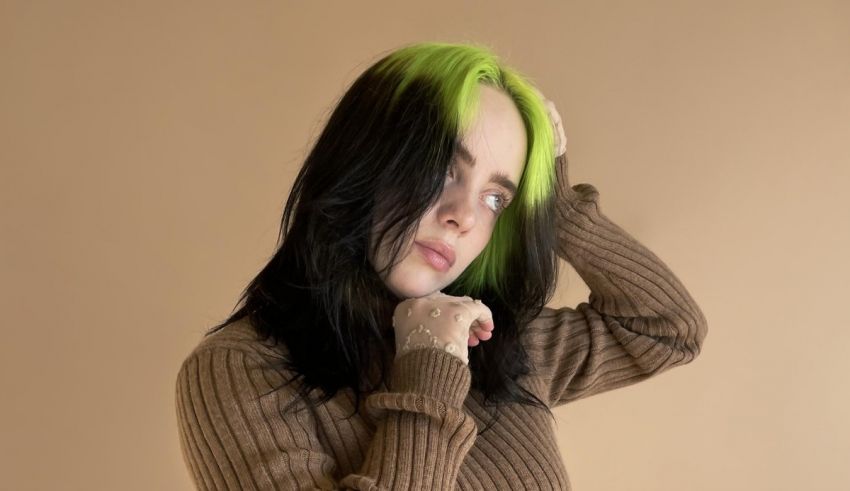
[457,85,527,183]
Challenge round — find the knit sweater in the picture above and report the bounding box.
[175,182,708,490]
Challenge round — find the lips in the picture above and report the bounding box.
[415,240,456,269]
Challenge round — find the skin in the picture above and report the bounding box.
[370,84,528,344]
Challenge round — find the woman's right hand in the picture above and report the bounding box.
[392,291,495,365]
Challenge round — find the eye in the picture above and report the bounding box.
[484,192,511,214]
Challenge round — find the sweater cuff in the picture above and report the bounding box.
[559,182,600,214]
[390,347,471,409]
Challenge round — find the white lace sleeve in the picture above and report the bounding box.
[393,301,471,365]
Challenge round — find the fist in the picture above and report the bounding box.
[392,291,495,365]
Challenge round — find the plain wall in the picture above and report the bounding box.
[1,1,848,490]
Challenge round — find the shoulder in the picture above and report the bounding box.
[188,316,286,360]
[176,316,292,384]
[175,316,307,408]
[174,318,316,442]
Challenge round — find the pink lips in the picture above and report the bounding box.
[415,240,456,272]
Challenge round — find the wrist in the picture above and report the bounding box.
[390,348,471,408]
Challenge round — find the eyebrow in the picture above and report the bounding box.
[453,141,518,196]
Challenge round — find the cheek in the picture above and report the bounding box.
[476,231,494,256]
[370,227,418,277]
[457,228,495,269]
[368,226,399,276]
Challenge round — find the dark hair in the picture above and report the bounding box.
[206,42,562,431]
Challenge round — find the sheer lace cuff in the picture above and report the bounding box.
[398,323,466,362]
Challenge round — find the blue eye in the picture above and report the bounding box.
[484,193,510,214]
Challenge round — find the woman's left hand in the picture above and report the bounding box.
[532,87,567,158]
[532,87,598,209]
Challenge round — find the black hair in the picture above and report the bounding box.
[205,44,561,432]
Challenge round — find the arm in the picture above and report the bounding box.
[175,346,477,490]
[525,158,708,407]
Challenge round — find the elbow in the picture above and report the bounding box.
[657,306,708,368]
[679,307,708,363]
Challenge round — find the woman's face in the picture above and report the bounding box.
[370,85,528,299]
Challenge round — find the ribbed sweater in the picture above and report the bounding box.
[175,182,708,490]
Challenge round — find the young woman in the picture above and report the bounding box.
[175,42,708,490]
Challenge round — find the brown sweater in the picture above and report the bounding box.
[175,183,708,490]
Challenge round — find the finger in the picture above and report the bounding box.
[469,321,494,344]
[475,329,493,341]
[470,319,494,337]
[474,317,494,332]
[476,315,494,334]
[539,100,566,156]
[544,101,561,124]
[450,297,489,323]
[465,297,493,346]
[533,88,561,128]
[468,319,494,336]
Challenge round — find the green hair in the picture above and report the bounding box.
[373,41,559,297]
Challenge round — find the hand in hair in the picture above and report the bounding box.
[391,291,495,365]
[533,87,597,206]
[531,86,567,157]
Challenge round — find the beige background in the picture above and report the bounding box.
[2,1,848,490]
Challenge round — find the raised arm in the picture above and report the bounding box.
[524,155,708,407]
[175,345,477,490]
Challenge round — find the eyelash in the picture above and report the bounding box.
[445,166,512,214]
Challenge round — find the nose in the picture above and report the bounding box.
[435,187,477,233]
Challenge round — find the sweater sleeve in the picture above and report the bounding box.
[524,182,708,408]
[175,345,477,490]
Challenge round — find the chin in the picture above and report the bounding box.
[386,277,441,300]
[385,265,453,299]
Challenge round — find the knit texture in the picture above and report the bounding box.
[175,183,708,490]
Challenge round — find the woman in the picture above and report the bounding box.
[175,42,708,490]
